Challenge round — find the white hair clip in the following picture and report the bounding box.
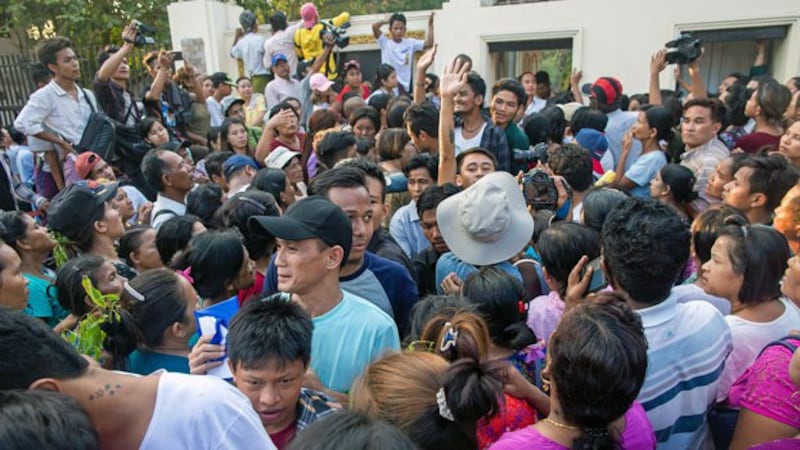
[439,322,458,352]
[436,387,455,422]
[123,282,146,302]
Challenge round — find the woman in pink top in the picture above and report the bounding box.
[492,293,656,450]
[527,222,601,343]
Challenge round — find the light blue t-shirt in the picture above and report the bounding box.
[389,200,429,258]
[625,151,667,199]
[311,291,400,393]
[23,269,67,328]
[435,252,523,294]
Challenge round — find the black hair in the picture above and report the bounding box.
[207,127,222,149]
[186,183,224,229]
[491,78,526,108]
[118,225,154,267]
[405,294,465,344]
[683,98,725,124]
[691,204,749,264]
[287,411,417,450]
[581,188,628,233]
[723,83,750,127]
[403,153,439,181]
[629,93,649,108]
[754,78,792,125]
[223,191,280,261]
[569,107,608,135]
[738,153,800,211]
[539,105,566,144]
[0,211,27,253]
[270,12,288,32]
[249,168,290,209]
[337,158,387,202]
[387,97,412,128]
[356,137,376,157]
[54,255,107,317]
[549,293,648,449]
[36,37,73,71]
[388,13,407,27]
[618,93,630,111]
[416,183,460,217]
[404,102,439,138]
[171,230,246,303]
[366,95,390,117]
[204,151,234,181]
[375,63,396,90]
[522,114,550,146]
[156,214,203,266]
[350,108,382,134]
[717,220,790,305]
[725,72,749,86]
[228,293,313,370]
[465,72,486,101]
[0,390,99,450]
[30,62,52,86]
[602,199,690,305]
[102,269,191,370]
[0,308,89,390]
[96,45,121,68]
[537,223,601,298]
[461,266,537,350]
[377,128,411,162]
[660,164,698,204]
[308,166,368,198]
[220,117,252,156]
[548,143,593,191]
[643,106,676,142]
[534,70,550,85]
[137,117,159,140]
[316,131,358,172]
[141,149,169,192]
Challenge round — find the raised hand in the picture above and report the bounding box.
[650,49,668,75]
[417,44,437,72]
[570,68,583,87]
[440,56,469,98]
[122,21,137,45]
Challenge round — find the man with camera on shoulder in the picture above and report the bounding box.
[293,2,349,81]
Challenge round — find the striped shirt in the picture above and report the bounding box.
[679,137,730,204]
[636,294,732,449]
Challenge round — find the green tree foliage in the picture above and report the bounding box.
[234,0,443,26]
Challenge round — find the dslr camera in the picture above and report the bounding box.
[513,142,549,165]
[522,168,572,211]
[664,33,703,65]
[319,20,351,49]
[132,20,156,47]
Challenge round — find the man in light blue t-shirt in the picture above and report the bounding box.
[250,196,400,402]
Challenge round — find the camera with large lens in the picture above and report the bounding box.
[513,142,549,165]
[522,168,572,211]
[319,21,350,49]
[132,20,156,47]
[664,33,703,65]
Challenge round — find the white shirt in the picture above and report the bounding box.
[151,193,187,229]
[14,79,97,151]
[717,297,800,402]
[523,97,547,116]
[264,23,302,75]
[265,77,300,108]
[206,97,224,128]
[230,32,267,77]
[140,372,276,450]
[376,34,424,92]
[454,123,486,155]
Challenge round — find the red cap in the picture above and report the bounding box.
[75,152,102,180]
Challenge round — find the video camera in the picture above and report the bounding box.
[664,33,703,65]
[319,20,351,49]
[132,20,156,47]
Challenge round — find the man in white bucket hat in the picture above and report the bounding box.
[434,171,533,293]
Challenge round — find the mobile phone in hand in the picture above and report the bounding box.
[580,257,607,294]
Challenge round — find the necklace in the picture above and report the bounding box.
[543,417,580,431]
[462,121,482,133]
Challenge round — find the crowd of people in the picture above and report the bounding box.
[2,3,800,449]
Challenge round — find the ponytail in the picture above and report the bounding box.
[100,309,141,371]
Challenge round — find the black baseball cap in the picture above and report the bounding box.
[249,196,352,262]
[210,72,236,88]
[47,181,119,240]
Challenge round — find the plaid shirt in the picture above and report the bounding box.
[455,113,512,172]
[296,388,341,431]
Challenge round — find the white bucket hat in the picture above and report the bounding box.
[264,146,301,170]
[436,171,534,266]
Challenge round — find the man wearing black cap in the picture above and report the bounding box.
[231,10,269,94]
[207,72,236,127]
[249,196,400,402]
[585,76,641,173]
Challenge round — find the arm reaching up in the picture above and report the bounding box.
[414,44,437,104]
[649,49,667,106]
[438,57,470,185]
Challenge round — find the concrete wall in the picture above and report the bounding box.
[436,0,800,94]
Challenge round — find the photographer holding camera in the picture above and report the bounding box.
[94,21,143,126]
[293,2,349,81]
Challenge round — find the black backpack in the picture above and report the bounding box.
[76,89,117,162]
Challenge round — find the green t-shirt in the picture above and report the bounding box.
[24,269,68,328]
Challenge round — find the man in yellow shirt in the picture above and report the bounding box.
[294,2,349,81]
